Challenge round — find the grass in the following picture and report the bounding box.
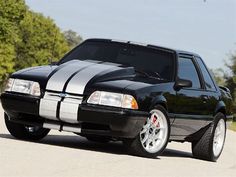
[229,121,236,132]
[229,114,236,131]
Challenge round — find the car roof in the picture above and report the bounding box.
[85,38,201,57]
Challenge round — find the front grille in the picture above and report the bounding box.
[39,91,84,123]
[44,92,83,104]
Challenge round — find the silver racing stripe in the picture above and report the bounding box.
[46,60,95,92]
[59,95,83,123]
[59,102,80,123]
[65,63,119,94]
[40,60,120,124]
[39,92,61,121]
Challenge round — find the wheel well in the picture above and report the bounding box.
[157,103,167,111]
[216,108,226,120]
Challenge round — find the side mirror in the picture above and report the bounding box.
[174,79,192,91]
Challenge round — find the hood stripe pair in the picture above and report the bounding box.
[40,60,120,123]
[65,63,119,94]
[46,60,120,94]
[46,60,95,92]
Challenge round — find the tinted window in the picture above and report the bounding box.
[178,57,201,89]
[195,57,216,91]
[59,41,175,81]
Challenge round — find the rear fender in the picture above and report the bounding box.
[214,101,226,118]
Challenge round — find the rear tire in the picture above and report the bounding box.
[5,113,50,141]
[191,112,226,162]
[124,106,170,158]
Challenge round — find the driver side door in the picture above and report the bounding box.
[171,55,211,137]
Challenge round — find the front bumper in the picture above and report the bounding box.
[1,92,40,117]
[79,104,147,138]
[1,92,148,138]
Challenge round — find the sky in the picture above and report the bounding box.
[25,0,236,70]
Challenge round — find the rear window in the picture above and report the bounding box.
[195,57,216,91]
[59,41,175,81]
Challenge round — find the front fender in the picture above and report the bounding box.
[150,95,168,111]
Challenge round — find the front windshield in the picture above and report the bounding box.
[59,40,175,81]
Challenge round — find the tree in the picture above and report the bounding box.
[0,0,26,25]
[211,69,226,86]
[0,0,26,88]
[0,0,74,89]
[225,53,236,112]
[64,30,83,49]
[0,43,15,88]
[15,11,69,69]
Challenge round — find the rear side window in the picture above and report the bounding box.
[178,57,201,89]
[195,57,216,91]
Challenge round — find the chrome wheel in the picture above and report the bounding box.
[140,109,168,153]
[213,119,226,157]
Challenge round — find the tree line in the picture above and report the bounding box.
[213,54,236,113]
[0,0,82,89]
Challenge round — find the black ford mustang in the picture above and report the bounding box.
[1,39,233,161]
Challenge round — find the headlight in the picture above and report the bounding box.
[5,78,41,96]
[4,78,14,92]
[87,91,138,110]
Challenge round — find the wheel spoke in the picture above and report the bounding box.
[141,133,149,144]
[140,119,152,134]
[155,126,164,130]
[140,126,148,134]
[151,138,156,147]
[154,133,161,141]
[146,138,151,149]
[144,122,150,128]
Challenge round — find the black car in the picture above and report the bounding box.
[1,39,233,161]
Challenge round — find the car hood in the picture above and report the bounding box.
[12,60,156,94]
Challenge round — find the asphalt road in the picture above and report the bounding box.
[0,105,236,177]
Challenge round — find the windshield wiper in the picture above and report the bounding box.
[135,69,163,80]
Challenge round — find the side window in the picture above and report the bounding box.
[195,57,216,91]
[178,57,201,89]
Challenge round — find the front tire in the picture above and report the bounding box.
[191,112,226,162]
[124,106,170,158]
[5,113,50,141]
